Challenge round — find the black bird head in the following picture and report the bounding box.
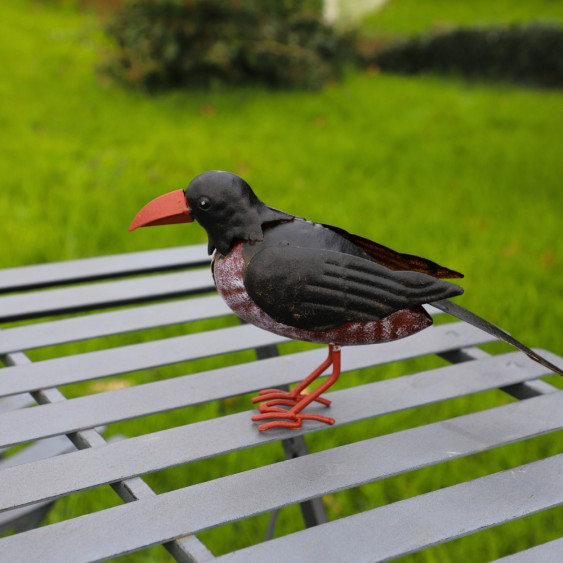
[129,170,292,255]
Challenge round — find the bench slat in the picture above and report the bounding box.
[1,377,560,513]
[494,537,563,562]
[0,269,215,323]
[2,244,562,563]
[0,320,495,405]
[0,345,549,448]
[0,295,231,355]
[216,454,563,563]
[0,323,289,400]
[0,245,208,293]
[0,394,32,414]
[0,301,444,356]
[0,433,560,562]
[0,435,74,470]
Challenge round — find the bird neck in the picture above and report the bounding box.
[204,204,293,256]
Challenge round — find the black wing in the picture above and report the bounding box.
[324,224,464,279]
[244,245,463,332]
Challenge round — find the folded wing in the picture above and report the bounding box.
[244,245,463,332]
[324,224,464,279]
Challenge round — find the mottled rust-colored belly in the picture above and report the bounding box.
[212,241,433,347]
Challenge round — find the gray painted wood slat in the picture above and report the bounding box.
[0,424,561,562]
[0,375,560,513]
[0,269,215,322]
[0,344,552,449]
[217,453,563,563]
[0,245,208,292]
[0,295,231,355]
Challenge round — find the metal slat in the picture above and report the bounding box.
[0,346,552,449]
[0,498,56,535]
[0,300,444,356]
[4,248,560,563]
[0,318,214,563]
[0,245,208,293]
[0,321,500,440]
[494,537,563,562]
[0,320,491,399]
[0,380,560,514]
[0,429,561,561]
[0,394,32,414]
[0,323,289,399]
[0,295,231,355]
[0,435,74,469]
[0,436,78,534]
[0,268,215,322]
[217,454,563,563]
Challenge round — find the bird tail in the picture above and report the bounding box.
[431,299,563,377]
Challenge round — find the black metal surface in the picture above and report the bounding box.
[185,171,293,255]
[242,226,462,331]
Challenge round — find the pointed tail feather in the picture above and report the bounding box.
[431,299,563,376]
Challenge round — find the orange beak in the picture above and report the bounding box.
[129,189,194,231]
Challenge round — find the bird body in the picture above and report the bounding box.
[130,171,563,430]
[213,237,435,347]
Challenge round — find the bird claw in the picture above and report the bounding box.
[257,399,297,411]
[251,409,335,431]
[251,388,331,407]
[251,345,341,431]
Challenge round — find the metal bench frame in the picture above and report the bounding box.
[0,244,561,562]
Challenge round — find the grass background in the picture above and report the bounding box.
[1,0,562,561]
[363,0,563,35]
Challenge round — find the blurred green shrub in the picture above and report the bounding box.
[372,22,563,89]
[104,0,359,90]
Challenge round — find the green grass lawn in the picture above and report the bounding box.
[1,1,562,561]
[363,0,563,35]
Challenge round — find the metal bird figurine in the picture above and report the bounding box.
[130,171,563,431]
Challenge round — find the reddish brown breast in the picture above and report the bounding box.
[212,241,433,346]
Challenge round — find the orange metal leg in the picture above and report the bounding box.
[251,345,342,431]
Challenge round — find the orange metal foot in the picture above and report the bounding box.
[251,409,335,431]
[252,389,331,407]
[252,345,341,432]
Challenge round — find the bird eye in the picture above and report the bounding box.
[197,197,211,211]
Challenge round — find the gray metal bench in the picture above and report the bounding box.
[0,244,561,562]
